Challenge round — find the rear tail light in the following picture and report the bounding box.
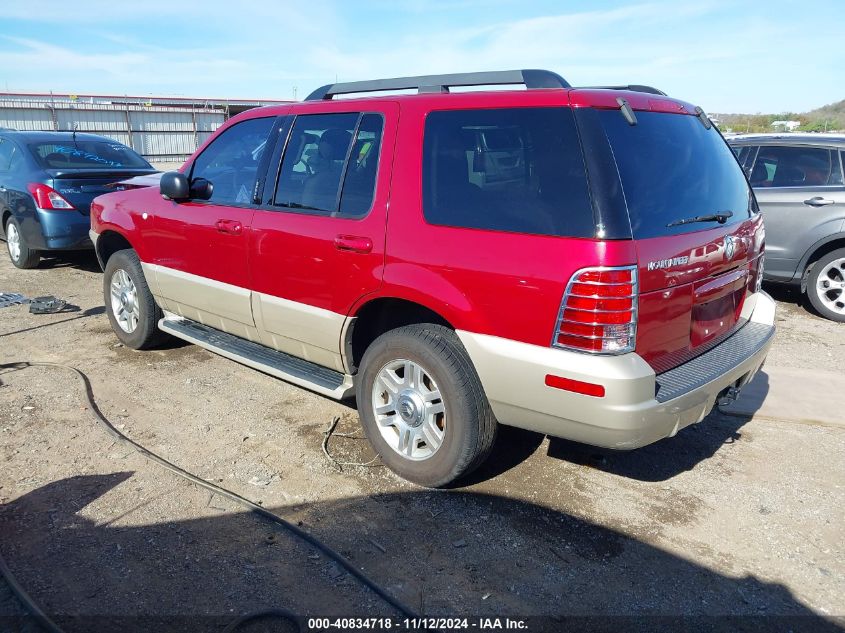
[27,183,75,210]
[552,266,638,354]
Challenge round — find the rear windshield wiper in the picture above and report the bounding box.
[666,211,733,228]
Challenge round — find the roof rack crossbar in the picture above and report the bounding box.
[305,69,570,101]
[578,85,667,96]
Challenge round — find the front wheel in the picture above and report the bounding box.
[103,249,167,349]
[806,249,845,322]
[356,324,497,487]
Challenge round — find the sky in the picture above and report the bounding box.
[1,0,842,113]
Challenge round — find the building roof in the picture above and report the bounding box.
[728,132,845,144]
[0,130,123,143]
[0,91,290,108]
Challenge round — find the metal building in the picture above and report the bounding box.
[0,92,289,164]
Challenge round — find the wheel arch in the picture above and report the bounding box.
[95,230,135,271]
[798,232,845,292]
[345,296,456,374]
[1,208,11,238]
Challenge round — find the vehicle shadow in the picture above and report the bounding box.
[762,281,802,305]
[718,369,772,419]
[36,251,101,273]
[546,407,755,482]
[761,280,826,318]
[319,400,754,486]
[0,473,840,633]
[450,425,545,487]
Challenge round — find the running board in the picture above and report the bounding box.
[159,318,354,400]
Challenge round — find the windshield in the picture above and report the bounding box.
[29,140,151,170]
[599,110,751,239]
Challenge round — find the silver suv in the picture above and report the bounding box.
[730,134,845,322]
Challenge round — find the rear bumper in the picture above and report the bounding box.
[27,208,92,251]
[458,291,776,449]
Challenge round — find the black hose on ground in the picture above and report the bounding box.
[0,361,420,631]
[0,546,64,633]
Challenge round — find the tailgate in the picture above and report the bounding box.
[589,104,766,373]
[636,217,765,373]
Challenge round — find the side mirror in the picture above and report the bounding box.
[160,171,190,201]
[189,177,213,201]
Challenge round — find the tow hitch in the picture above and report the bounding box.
[717,386,741,407]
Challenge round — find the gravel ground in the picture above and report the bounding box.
[0,251,843,632]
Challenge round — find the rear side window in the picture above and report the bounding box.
[0,140,15,171]
[599,110,752,239]
[273,112,384,218]
[752,146,843,187]
[422,107,594,237]
[29,140,150,169]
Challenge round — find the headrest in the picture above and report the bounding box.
[318,129,352,160]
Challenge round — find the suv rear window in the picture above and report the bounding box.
[423,107,594,237]
[29,141,151,169]
[599,111,752,239]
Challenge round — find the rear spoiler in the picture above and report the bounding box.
[105,173,164,189]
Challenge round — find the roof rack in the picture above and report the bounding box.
[579,85,667,96]
[305,69,571,101]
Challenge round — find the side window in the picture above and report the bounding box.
[8,146,24,173]
[0,140,13,172]
[835,152,845,185]
[753,145,842,188]
[422,107,594,237]
[273,112,383,218]
[190,117,276,205]
[338,114,383,218]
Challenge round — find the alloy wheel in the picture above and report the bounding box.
[815,257,845,315]
[6,222,21,262]
[371,358,447,461]
[110,268,140,333]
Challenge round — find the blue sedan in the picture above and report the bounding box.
[0,130,157,268]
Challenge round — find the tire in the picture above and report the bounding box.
[5,217,40,269]
[356,324,497,487]
[103,248,167,349]
[806,248,845,323]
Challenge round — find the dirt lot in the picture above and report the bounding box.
[0,251,843,632]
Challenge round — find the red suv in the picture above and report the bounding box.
[90,70,775,487]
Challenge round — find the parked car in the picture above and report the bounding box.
[729,134,845,321]
[90,70,775,487]
[0,130,157,268]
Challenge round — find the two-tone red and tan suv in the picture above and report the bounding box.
[90,70,775,487]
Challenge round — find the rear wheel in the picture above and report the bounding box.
[806,249,845,323]
[356,324,497,487]
[103,249,167,349]
[5,218,40,269]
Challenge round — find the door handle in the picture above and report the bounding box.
[804,197,835,207]
[334,234,373,254]
[215,219,243,235]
